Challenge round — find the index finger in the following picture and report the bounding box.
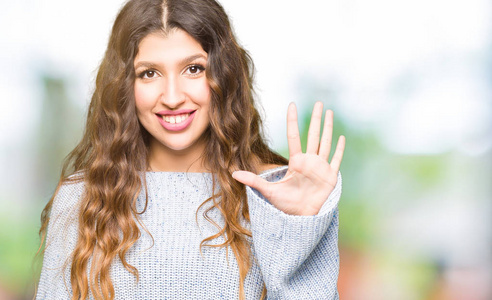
[287,102,302,158]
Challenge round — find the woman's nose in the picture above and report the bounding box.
[160,77,185,109]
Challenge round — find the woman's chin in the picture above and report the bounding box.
[151,138,205,155]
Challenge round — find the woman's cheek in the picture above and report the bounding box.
[134,83,158,108]
[188,79,211,104]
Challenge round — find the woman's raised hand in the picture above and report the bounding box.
[232,101,345,216]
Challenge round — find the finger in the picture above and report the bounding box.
[306,102,324,154]
[287,102,302,158]
[319,109,334,160]
[330,135,346,173]
[232,170,272,198]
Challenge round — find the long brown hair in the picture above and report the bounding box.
[38,0,287,299]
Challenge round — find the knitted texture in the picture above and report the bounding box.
[36,166,341,299]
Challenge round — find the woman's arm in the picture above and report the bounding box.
[234,102,345,299]
[246,166,341,299]
[36,181,83,299]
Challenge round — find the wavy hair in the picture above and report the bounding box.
[38,0,287,299]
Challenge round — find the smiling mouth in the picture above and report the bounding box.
[162,113,191,124]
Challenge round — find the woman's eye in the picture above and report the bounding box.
[138,70,157,79]
[185,65,205,76]
[143,70,156,78]
[189,66,199,74]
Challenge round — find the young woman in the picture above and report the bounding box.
[36,0,345,299]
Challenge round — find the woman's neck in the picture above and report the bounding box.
[147,138,209,173]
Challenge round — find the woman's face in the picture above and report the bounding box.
[134,29,211,169]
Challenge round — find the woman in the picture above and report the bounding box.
[36,0,345,299]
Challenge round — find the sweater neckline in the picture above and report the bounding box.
[145,165,288,176]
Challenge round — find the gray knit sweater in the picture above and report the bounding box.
[36,166,341,299]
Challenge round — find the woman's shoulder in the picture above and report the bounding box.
[43,177,85,234]
[51,175,86,214]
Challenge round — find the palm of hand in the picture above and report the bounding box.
[233,102,345,216]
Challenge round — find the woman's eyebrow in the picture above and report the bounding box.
[134,61,160,70]
[134,53,207,70]
[179,53,207,66]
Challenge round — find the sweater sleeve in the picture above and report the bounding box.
[36,181,84,299]
[246,166,341,300]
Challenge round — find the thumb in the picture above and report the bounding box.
[232,170,271,196]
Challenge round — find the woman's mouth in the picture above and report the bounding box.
[163,113,191,124]
[157,110,196,131]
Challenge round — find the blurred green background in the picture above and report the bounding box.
[0,0,490,299]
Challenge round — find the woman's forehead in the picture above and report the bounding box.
[134,29,207,67]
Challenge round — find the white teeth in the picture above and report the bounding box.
[163,113,190,124]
